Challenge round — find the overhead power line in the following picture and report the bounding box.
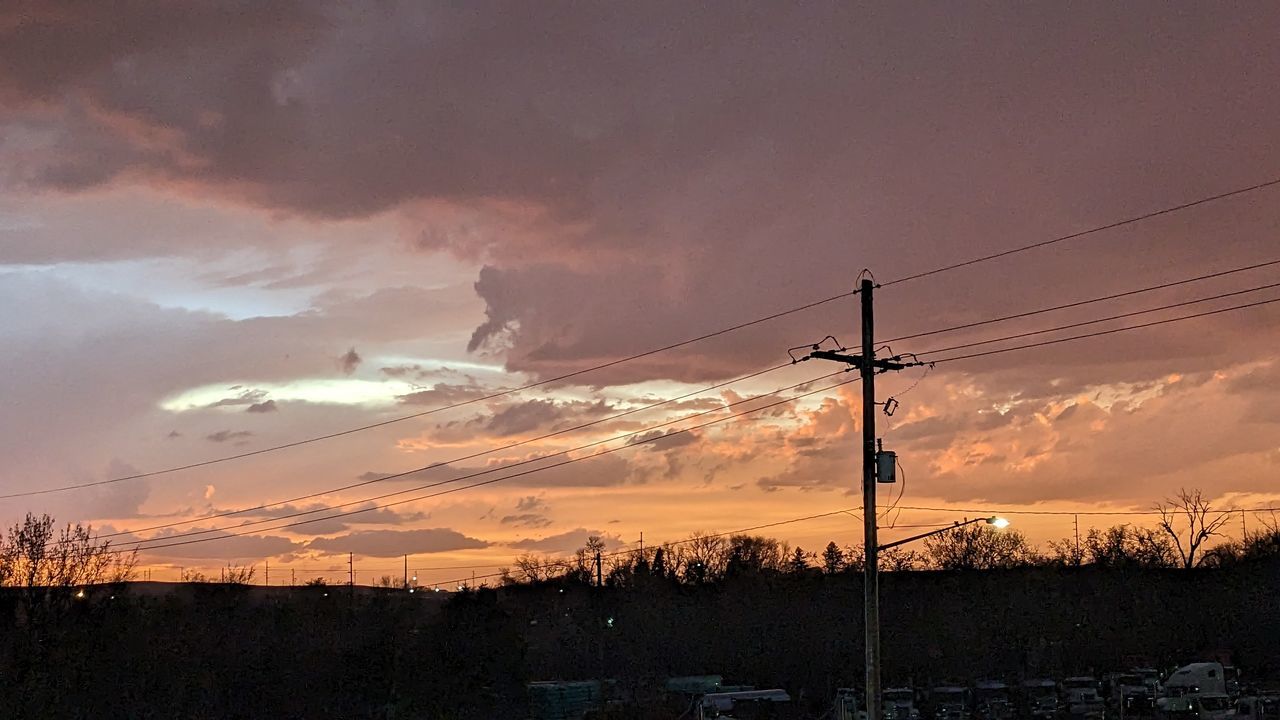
[89,362,797,541]
[877,177,1280,288]
[109,372,862,555]
[4,297,856,500]
[927,294,1280,365]
[883,256,1280,344]
[15,176,1278,499]
[110,286,1280,556]
[432,506,867,588]
[915,279,1280,357]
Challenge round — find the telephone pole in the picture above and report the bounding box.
[804,277,914,720]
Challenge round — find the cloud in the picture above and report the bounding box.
[626,428,700,450]
[206,388,268,408]
[127,530,301,560]
[245,399,277,413]
[337,347,361,375]
[499,513,553,529]
[397,382,490,406]
[205,430,252,443]
[515,495,546,512]
[305,527,490,557]
[508,528,624,553]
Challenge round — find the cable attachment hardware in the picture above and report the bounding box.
[787,335,843,364]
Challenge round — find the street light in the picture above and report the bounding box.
[879,516,1011,551]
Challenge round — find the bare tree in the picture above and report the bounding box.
[683,531,728,582]
[0,513,136,588]
[1156,488,1232,569]
[222,564,256,584]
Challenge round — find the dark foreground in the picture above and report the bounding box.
[2,561,1278,719]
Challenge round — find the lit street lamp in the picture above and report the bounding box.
[879,516,1011,552]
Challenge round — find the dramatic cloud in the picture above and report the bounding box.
[1,3,1278,569]
[305,528,490,557]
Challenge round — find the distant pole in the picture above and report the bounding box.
[404,554,409,590]
[265,561,270,587]
[348,552,354,587]
[1241,510,1248,541]
[291,569,296,586]
[595,551,603,588]
[1074,515,1080,558]
[639,531,644,555]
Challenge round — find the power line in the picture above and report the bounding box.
[894,503,1280,517]
[914,279,1280,358]
[883,257,1280,344]
[433,506,867,588]
[108,368,848,551]
[5,298,856,500]
[110,373,862,555]
[89,362,796,541]
[926,294,1280,365]
[19,177,1279,500]
[878,177,1280,288]
[111,290,1280,555]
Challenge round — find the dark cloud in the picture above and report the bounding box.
[245,399,277,413]
[397,382,490,406]
[508,528,624,553]
[205,430,252,443]
[337,347,361,375]
[305,528,489,557]
[626,428,699,450]
[499,513,553,529]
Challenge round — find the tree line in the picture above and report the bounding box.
[503,488,1280,587]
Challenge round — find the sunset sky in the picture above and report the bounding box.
[2,3,1278,584]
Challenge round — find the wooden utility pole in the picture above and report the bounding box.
[858,279,882,720]
[805,277,913,720]
[404,554,409,590]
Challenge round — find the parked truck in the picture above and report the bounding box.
[973,681,1014,720]
[1020,679,1060,720]
[1063,677,1107,720]
[931,686,971,720]
[885,687,921,720]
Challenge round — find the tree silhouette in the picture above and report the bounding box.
[821,542,845,574]
[1155,488,1232,569]
[923,524,1037,570]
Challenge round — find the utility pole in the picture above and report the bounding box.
[291,568,296,587]
[1074,515,1080,559]
[404,554,409,590]
[265,561,270,587]
[804,277,913,720]
[859,279,881,720]
[595,550,603,588]
[1241,510,1248,541]
[348,552,354,587]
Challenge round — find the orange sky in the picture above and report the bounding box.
[1,3,1278,585]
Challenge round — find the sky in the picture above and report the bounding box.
[1,2,1279,584]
